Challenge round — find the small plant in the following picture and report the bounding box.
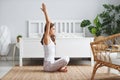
[17,35,22,38]
[17,35,22,42]
[80,15,102,37]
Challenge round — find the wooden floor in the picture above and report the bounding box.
[1,65,120,80]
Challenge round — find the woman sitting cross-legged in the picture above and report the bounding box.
[41,3,70,72]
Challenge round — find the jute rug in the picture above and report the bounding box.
[1,66,120,80]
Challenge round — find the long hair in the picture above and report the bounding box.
[41,23,55,45]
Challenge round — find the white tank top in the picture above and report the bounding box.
[43,38,55,63]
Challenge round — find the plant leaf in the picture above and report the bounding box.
[94,16,102,28]
[80,20,91,27]
[88,26,94,33]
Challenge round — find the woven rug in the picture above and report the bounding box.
[1,66,120,80]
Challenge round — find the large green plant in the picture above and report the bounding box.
[99,4,120,35]
[81,16,102,36]
[81,4,120,36]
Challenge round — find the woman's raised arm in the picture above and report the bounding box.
[41,3,52,45]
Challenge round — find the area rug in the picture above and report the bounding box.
[1,66,120,80]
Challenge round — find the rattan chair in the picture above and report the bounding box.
[90,33,120,80]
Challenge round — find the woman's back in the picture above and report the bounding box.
[43,39,55,63]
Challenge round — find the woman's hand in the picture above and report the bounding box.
[41,3,51,23]
[41,3,47,13]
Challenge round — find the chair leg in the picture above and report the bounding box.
[13,44,16,66]
[91,62,102,80]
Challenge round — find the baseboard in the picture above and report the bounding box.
[0,56,19,61]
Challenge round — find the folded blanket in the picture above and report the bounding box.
[0,25,11,55]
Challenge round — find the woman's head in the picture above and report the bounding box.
[41,23,56,45]
[44,23,55,36]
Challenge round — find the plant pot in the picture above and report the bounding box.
[17,37,21,43]
[94,36,105,41]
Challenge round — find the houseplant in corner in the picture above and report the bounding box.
[16,35,22,42]
[99,4,120,35]
[81,4,120,38]
[81,15,103,39]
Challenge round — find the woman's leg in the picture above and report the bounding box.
[58,66,67,72]
[48,56,70,72]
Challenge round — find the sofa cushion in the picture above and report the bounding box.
[97,52,120,65]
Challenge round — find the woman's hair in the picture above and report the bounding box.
[41,23,55,45]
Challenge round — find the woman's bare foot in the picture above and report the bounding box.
[58,66,67,72]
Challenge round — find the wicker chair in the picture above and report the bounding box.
[90,33,120,80]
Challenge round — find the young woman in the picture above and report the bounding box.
[41,3,69,72]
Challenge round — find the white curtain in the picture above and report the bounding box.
[0,25,11,55]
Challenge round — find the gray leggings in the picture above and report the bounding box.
[43,56,70,72]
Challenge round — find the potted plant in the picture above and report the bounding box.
[81,15,103,37]
[17,35,22,42]
[99,4,120,36]
[81,4,120,38]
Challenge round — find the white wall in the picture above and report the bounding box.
[0,0,120,60]
[0,0,120,42]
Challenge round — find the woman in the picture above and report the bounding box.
[41,3,69,72]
